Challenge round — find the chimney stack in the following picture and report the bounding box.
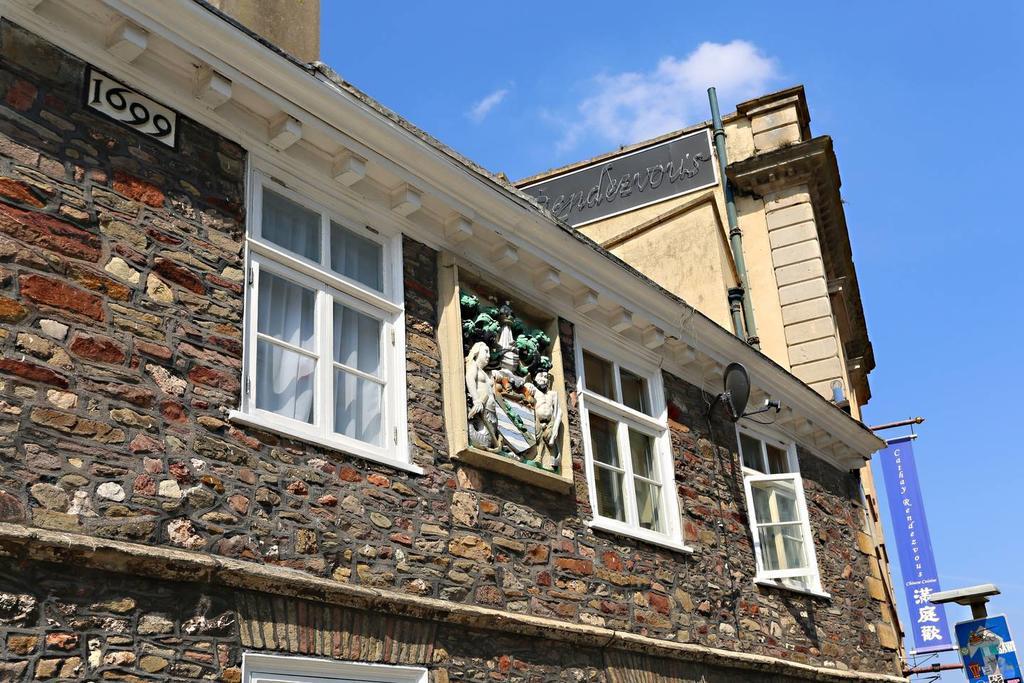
[209,0,320,63]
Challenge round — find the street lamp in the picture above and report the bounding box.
[929,584,1001,619]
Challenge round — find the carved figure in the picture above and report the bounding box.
[527,371,561,470]
[515,329,551,374]
[494,303,523,378]
[465,341,501,451]
[460,291,560,469]
[463,311,499,350]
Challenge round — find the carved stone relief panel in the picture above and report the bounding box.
[438,254,572,490]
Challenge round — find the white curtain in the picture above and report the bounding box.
[628,429,662,531]
[333,304,383,445]
[256,271,316,424]
[256,189,386,444]
[331,221,382,291]
[589,413,626,522]
[254,191,323,424]
[263,189,321,262]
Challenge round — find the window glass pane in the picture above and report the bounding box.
[583,351,614,399]
[776,488,800,523]
[758,524,808,571]
[262,189,321,262]
[782,529,806,569]
[767,444,790,474]
[751,478,800,524]
[331,221,383,291]
[255,339,315,423]
[740,433,764,472]
[781,576,812,591]
[619,369,647,414]
[258,271,316,351]
[594,465,626,521]
[634,480,663,531]
[751,481,771,521]
[334,369,383,446]
[628,428,657,481]
[588,413,619,467]
[333,303,381,376]
[614,370,647,413]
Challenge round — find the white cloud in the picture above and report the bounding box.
[554,40,779,152]
[467,87,510,123]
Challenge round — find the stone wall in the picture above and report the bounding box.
[661,373,895,672]
[0,19,899,679]
[0,557,891,683]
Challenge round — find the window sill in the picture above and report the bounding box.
[587,517,693,554]
[243,652,428,683]
[228,410,424,475]
[754,578,831,600]
[454,446,573,493]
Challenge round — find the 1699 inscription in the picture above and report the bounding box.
[85,68,177,147]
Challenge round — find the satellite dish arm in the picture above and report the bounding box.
[707,390,742,421]
[738,400,781,419]
[706,391,724,420]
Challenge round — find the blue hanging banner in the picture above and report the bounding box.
[877,436,954,653]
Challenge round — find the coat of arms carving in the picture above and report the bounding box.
[460,286,562,471]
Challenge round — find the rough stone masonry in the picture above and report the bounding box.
[0,18,900,682]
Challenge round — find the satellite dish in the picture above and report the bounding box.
[722,362,750,422]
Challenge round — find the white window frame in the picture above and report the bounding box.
[575,335,689,552]
[242,652,427,683]
[738,423,828,597]
[230,168,419,474]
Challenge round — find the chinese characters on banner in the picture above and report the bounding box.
[877,436,953,652]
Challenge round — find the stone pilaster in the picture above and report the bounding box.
[764,186,847,399]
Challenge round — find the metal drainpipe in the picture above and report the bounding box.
[709,87,759,349]
[727,287,744,339]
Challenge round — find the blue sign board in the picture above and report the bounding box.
[877,436,953,652]
[955,615,1021,683]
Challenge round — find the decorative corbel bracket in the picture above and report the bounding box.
[106,18,149,63]
[444,215,473,244]
[642,327,665,350]
[573,288,599,314]
[333,149,367,186]
[610,308,633,333]
[194,66,232,109]
[390,184,422,216]
[534,267,560,292]
[491,242,519,269]
[268,114,302,151]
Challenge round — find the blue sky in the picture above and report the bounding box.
[323,0,1024,669]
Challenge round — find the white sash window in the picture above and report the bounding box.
[576,339,687,552]
[739,426,825,595]
[232,173,415,472]
[243,653,426,683]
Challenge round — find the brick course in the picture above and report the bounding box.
[0,18,900,680]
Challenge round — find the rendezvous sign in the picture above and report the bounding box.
[955,615,1021,683]
[877,436,954,653]
[520,129,716,227]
